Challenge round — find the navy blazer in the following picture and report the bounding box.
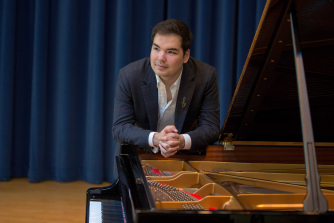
[112,57,220,153]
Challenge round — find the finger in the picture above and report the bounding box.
[164,129,178,134]
[160,139,180,149]
[159,142,170,151]
[159,134,179,142]
[166,140,180,147]
[160,150,168,158]
[163,133,179,139]
[159,144,170,158]
[167,146,179,154]
[159,144,168,153]
[164,146,179,157]
[163,125,178,134]
[164,149,178,158]
[161,149,177,158]
[158,135,171,142]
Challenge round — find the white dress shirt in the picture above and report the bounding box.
[148,71,191,153]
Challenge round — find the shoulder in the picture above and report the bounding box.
[117,58,152,90]
[120,57,151,77]
[184,57,217,82]
[187,57,214,68]
[186,57,216,75]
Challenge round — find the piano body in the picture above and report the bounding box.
[86,0,334,222]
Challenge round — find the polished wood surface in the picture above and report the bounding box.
[205,145,334,165]
[137,143,334,165]
[0,178,110,223]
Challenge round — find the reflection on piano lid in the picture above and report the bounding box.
[221,0,334,143]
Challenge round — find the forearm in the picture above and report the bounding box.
[112,71,153,151]
[112,122,152,150]
[187,123,220,150]
[183,70,221,150]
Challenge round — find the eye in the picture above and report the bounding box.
[153,47,160,51]
[168,51,176,54]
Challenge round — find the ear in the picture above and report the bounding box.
[183,49,190,63]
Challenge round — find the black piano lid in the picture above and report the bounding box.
[220,0,334,143]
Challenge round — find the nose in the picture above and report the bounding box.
[157,51,166,62]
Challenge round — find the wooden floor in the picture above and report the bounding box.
[0,178,111,223]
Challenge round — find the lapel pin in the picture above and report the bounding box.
[181,97,186,108]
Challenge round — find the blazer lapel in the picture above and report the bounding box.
[175,65,196,132]
[142,68,159,131]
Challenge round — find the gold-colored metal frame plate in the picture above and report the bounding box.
[141,160,197,178]
[189,161,334,174]
[237,194,334,211]
[216,172,334,188]
[141,161,334,211]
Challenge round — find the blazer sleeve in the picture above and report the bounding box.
[112,69,152,151]
[186,67,220,151]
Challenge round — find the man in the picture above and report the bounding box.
[112,19,220,158]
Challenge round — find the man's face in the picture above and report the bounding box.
[150,34,190,83]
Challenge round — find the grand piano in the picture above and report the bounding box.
[86,0,334,222]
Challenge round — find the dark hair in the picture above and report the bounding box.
[151,19,193,54]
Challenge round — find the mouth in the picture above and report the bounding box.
[155,62,168,70]
[156,65,167,69]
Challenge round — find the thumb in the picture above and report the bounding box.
[164,126,178,134]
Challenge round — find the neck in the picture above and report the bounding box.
[159,74,179,89]
[159,67,183,88]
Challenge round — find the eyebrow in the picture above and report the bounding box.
[153,43,179,52]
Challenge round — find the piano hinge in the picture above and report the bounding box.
[222,133,235,150]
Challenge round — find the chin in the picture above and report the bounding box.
[156,72,167,78]
[154,69,167,76]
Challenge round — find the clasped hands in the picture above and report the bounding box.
[153,125,185,158]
